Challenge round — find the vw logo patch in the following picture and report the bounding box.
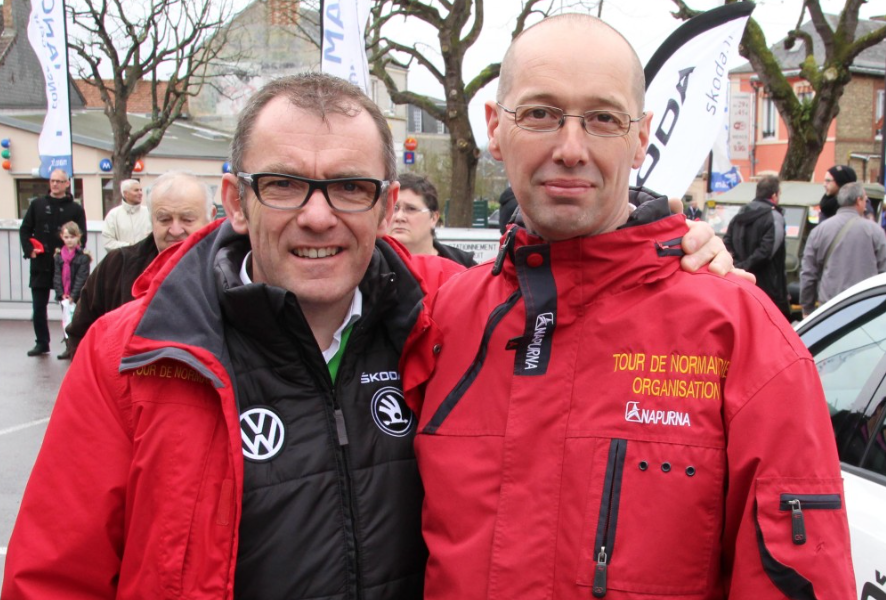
[371,387,415,437]
[240,406,285,462]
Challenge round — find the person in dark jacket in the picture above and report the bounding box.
[64,171,216,357]
[19,169,87,356]
[819,164,856,221]
[724,175,790,318]
[389,173,477,267]
[52,221,91,359]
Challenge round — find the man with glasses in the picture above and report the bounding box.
[19,168,86,356]
[407,15,855,599]
[5,72,731,598]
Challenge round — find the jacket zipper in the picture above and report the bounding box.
[328,364,362,600]
[592,439,627,598]
[422,289,522,434]
[778,493,841,546]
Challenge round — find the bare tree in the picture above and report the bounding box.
[671,0,886,180]
[67,0,237,203]
[365,0,562,226]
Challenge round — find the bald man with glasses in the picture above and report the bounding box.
[407,14,855,599]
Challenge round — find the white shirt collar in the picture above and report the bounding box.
[239,251,363,364]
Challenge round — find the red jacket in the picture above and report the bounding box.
[407,215,856,599]
[2,220,458,599]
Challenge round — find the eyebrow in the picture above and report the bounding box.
[516,92,631,113]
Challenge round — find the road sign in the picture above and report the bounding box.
[404,151,415,165]
[404,137,418,151]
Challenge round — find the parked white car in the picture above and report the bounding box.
[794,272,886,597]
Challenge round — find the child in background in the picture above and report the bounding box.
[53,221,91,360]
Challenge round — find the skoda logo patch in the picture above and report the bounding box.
[371,387,414,437]
[240,406,285,462]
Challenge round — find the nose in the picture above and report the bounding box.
[296,188,338,231]
[551,117,590,168]
[392,205,408,222]
[168,219,186,237]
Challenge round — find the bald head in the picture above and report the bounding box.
[498,14,646,114]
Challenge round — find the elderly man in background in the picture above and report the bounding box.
[800,181,886,316]
[64,171,216,357]
[102,178,151,250]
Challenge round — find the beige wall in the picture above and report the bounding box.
[0,123,225,221]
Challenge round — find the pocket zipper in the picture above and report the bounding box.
[592,439,627,598]
[778,493,842,545]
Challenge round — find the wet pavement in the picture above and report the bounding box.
[0,319,70,588]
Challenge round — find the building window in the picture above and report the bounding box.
[437,119,446,134]
[102,178,116,216]
[876,89,884,140]
[413,106,423,133]
[795,84,814,104]
[762,96,777,139]
[16,178,84,219]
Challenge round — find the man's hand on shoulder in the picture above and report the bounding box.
[668,198,755,283]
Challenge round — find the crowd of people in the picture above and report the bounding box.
[5,11,867,600]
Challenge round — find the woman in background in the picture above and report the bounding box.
[389,173,477,267]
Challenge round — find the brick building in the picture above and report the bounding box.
[728,15,885,184]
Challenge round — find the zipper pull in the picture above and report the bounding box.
[592,547,608,598]
[790,499,806,545]
[334,409,349,446]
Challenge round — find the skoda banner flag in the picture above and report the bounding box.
[321,0,372,95]
[632,2,754,199]
[27,0,74,178]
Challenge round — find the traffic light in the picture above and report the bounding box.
[1,139,10,171]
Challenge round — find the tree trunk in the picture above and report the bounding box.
[448,128,479,227]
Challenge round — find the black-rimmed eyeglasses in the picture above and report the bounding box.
[238,172,390,213]
[497,103,645,137]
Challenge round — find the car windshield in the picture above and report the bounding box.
[703,203,742,235]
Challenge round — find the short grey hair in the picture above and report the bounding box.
[145,171,215,220]
[837,182,866,207]
[230,72,397,191]
[121,179,140,195]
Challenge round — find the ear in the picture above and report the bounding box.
[632,110,653,169]
[377,181,397,236]
[221,172,249,234]
[486,100,503,161]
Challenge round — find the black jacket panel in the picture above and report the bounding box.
[210,236,426,600]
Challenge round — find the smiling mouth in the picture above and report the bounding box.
[293,247,341,259]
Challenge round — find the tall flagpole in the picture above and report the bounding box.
[27,0,75,182]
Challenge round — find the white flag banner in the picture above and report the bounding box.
[321,0,371,94]
[632,3,753,198]
[710,107,742,193]
[27,0,73,178]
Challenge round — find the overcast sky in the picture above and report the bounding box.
[383,0,884,143]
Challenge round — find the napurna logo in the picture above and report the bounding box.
[525,312,555,371]
[240,407,285,461]
[624,401,691,427]
[371,387,414,437]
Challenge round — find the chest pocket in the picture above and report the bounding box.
[575,438,726,596]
